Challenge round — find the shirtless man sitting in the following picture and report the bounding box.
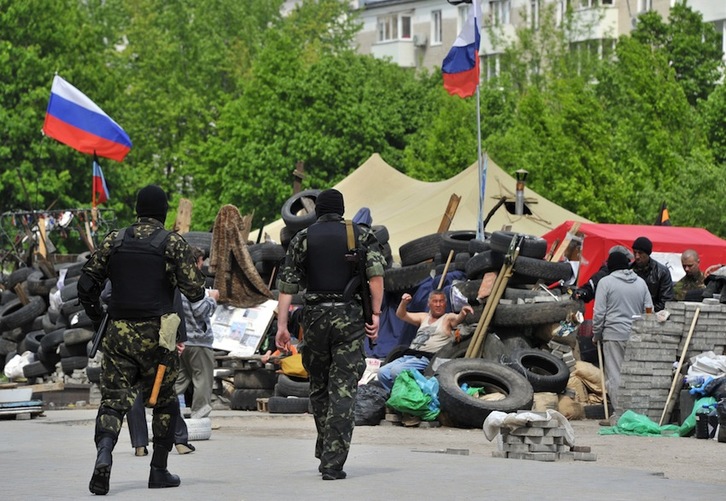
[377,290,473,392]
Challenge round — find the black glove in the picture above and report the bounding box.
[85,302,105,330]
[574,288,592,303]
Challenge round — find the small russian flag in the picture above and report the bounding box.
[42,75,132,162]
[442,0,482,98]
[93,155,110,205]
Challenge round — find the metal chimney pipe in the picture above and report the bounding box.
[515,169,528,216]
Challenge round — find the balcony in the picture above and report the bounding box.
[371,39,416,68]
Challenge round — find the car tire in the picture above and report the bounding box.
[436,358,534,429]
[507,349,570,393]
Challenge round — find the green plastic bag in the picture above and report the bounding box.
[598,396,717,437]
[386,369,440,421]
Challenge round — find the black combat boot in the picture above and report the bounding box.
[148,446,180,488]
[89,436,114,495]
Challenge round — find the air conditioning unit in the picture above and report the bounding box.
[413,35,428,47]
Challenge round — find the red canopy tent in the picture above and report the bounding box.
[542,221,726,308]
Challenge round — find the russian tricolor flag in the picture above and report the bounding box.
[442,1,482,98]
[93,156,110,205]
[42,75,132,162]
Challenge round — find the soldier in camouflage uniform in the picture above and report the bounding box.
[276,189,385,481]
[78,185,205,495]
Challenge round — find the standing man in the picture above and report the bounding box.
[593,251,652,420]
[174,246,219,453]
[630,236,674,311]
[377,291,473,392]
[275,189,385,481]
[78,185,205,495]
[674,249,705,301]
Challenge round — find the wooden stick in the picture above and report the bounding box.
[437,250,455,290]
[597,341,609,421]
[659,307,700,426]
[148,364,167,406]
[550,222,581,262]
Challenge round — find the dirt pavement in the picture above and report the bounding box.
[1,408,724,500]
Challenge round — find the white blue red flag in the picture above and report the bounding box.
[442,1,482,98]
[42,75,132,162]
[92,155,110,205]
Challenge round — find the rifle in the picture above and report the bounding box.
[88,312,110,359]
[344,221,375,348]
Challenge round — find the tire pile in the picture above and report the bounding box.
[366,229,586,428]
[1,257,95,382]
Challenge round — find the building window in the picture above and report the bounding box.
[482,54,500,81]
[530,0,540,29]
[577,0,614,7]
[637,0,652,13]
[401,15,412,40]
[490,1,510,26]
[376,13,412,42]
[432,10,442,44]
[458,5,468,33]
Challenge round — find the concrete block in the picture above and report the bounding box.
[510,426,544,437]
[491,451,508,459]
[574,452,598,461]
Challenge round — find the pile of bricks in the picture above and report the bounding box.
[491,411,596,462]
[617,302,726,421]
[548,339,577,373]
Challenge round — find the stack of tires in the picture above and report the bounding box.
[268,374,311,414]
[229,366,277,410]
[434,348,570,429]
[0,256,98,381]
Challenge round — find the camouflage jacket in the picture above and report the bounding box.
[674,270,705,300]
[80,217,205,310]
[277,214,385,298]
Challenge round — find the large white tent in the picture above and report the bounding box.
[261,153,590,257]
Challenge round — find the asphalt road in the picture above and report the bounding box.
[1,408,724,501]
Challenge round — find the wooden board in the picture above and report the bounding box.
[549,222,581,262]
[174,198,193,234]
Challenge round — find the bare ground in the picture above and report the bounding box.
[215,413,726,485]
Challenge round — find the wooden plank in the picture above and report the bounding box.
[174,198,193,234]
[14,283,30,305]
[549,222,581,262]
[437,194,461,234]
[27,381,65,393]
[37,215,47,257]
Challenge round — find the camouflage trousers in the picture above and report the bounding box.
[95,318,180,450]
[301,302,366,471]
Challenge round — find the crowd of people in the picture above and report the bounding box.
[78,182,716,495]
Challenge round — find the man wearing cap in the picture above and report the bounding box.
[631,236,674,311]
[78,185,206,495]
[275,188,385,481]
[593,251,652,418]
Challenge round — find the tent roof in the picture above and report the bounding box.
[262,153,590,257]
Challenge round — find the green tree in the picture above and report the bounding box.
[631,2,723,106]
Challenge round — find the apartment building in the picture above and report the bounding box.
[355,0,726,74]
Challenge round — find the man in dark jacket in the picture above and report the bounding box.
[630,236,674,312]
[78,185,205,495]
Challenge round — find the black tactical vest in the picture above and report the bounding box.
[306,220,357,294]
[108,226,175,319]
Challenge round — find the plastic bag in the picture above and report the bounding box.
[598,410,680,437]
[354,382,389,426]
[386,369,440,421]
[3,351,35,379]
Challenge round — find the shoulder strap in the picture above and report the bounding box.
[112,228,127,249]
[149,228,172,249]
[345,220,355,251]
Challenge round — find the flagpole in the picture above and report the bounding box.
[474,0,486,240]
[91,153,97,231]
